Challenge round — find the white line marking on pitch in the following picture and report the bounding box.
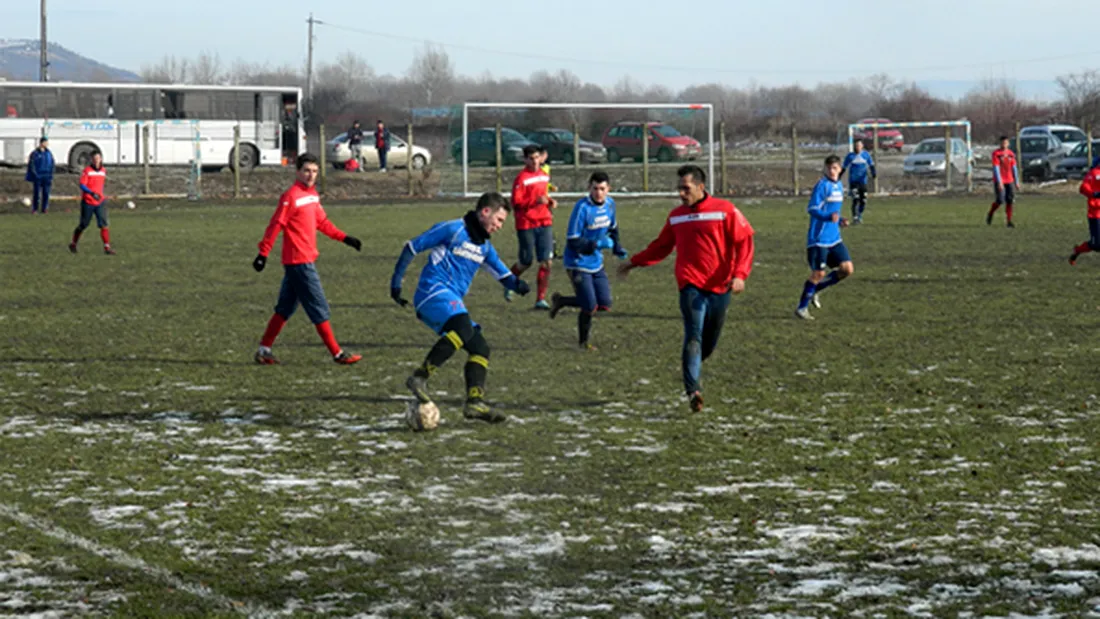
[0,502,278,618]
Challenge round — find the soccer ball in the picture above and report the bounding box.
[21,197,31,207]
[126,201,136,210]
[405,400,440,432]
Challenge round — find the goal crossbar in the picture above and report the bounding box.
[461,102,715,198]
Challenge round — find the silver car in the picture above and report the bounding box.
[902,138,974,176]
[326,131,432,170]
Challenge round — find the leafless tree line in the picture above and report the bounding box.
[136,47,1100,143]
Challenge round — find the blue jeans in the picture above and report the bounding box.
[679,285,732,395]
[378,148,388,170]
[275,263,331,325]
[32,179,51,212]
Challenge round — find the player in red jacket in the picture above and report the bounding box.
[618,165,755,413]
[507,144,558,309]
[988,135,1019,228]
[252,153,363,365]
[1070,156,1100,265]
[69,150,114,255]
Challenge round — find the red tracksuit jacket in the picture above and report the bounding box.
[1080,166,1100,219]
[80,165,107,206]
[511,168,553,230]
[258,181,347,265]
[630,194,755,294]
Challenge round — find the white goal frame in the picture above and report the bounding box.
[847,120,974,192]
[461,102,715,198]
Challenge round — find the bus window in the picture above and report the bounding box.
[74,88,112,118]
[113,89,156,120]
[182,91,211,119]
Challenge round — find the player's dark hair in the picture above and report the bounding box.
[90,149,101,157]
[999,135,1010,142]
[589,171,610,185]
[296,152,320,169]
[677,164,706,185]
[853,138,863,146]
[477,191,511,213]
[824,155,842,167]
[522,144,540,158]
[39,136,48,144]
[537,145,548,153]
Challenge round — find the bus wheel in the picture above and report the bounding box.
[68,143,98,170]
[230,145,258,171]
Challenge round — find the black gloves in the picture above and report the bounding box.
[252,254,266,272]
[344,235,362,251]
[391,287,409,307]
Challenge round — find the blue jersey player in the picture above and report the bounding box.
[796,155,854,320]
[390,193,530,424]
[548,171,627,349]
[840,140,876,223]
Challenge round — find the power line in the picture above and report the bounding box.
[315,21,1100,78]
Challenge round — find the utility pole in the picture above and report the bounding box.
[39,0,48,81]
[305,13,316,118]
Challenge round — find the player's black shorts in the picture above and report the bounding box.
[807,243,851,272]
[994,183,1015,205]
[78,200,109,229]
[849,182,867,200]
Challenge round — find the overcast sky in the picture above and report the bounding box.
[4,0,1099,93]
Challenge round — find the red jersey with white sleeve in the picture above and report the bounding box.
[1080,166,1100,219]
[630,194,755,294]
[258,181,347,265]
[511,168,553,230]
[79,165,107,206]
[991,147,1018,186]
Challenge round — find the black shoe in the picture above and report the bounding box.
[986,212,993,226]
[549,293,564,319]
[1007,222,1015,229]
[1070,253,1080,266]
[463,398,506,424]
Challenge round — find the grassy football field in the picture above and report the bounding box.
[1,194,1099,618]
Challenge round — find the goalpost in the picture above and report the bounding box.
[847,120,973,193]
[461,102,715,198]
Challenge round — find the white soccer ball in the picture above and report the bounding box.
[126,201,136,210]
[21,197,31,207]
[405,400,440,432]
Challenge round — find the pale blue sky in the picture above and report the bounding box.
[4,0,1100,93]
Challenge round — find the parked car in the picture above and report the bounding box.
[601,121,702,163]
[450,127,537,165]
[327,131,431,170]
[1012,135,1066,182]
[902,137,974,176]
[853,118,904,152]
[1054,140,1100,179]
[525,128,605,164]
[1020,124,1087,155]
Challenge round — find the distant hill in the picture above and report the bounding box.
[0,39,139,82]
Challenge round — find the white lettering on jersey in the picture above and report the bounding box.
[588,214,611,230]
[670,211,726,225]
[826,188,844,203]
[452,241,485,264]
[522,175,551,186]
[294,195,320,208]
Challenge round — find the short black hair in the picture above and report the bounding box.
[677,164,706,185]
[589,171,610,185]
[376,119,384,124]
[825,155,842,167]
[296,152,320,169]
[39,136,48,144]
[476,191,511,213]
[537,144,549,153]
[853,138,864,145]
[999,135,1010,142]
[90,149,102,157]
[522,144,540,158]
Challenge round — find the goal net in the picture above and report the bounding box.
[846,120,974,194]
[443,103,715,198]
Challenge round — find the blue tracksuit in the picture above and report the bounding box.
[25,148,55,212]
[842,151,875,185]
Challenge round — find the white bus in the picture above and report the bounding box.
[0,81,303,171]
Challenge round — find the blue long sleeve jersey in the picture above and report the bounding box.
[391,217,519,304]
[563,195,621,273]
[806,177,845,247]
[842,151,875,184]
[26,149,55,181]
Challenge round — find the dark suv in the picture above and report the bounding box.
[451,127,538,165]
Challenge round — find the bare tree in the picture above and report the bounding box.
[408,44,455,106]
[140,55,189,83]
[1057,70,1100,127]
[190,51,225,85]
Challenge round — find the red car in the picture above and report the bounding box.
[853,118,905,152]
[601,121,702,163]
